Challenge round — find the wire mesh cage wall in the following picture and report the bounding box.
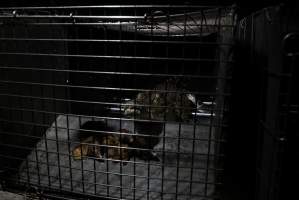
[0,5,235,199]
[236,5,299,200]
[276,32,299,200]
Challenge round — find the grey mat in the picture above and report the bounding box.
[18,115,216,200]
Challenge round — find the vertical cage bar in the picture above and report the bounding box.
[161,8,171,200]
[66,114,73,191]
[54,107,62,190]
[78,116,85,193]
[118,6,123,200]
[103,7,110,198]
[133,5,137,200]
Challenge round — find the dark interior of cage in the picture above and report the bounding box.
[0,17,229,199]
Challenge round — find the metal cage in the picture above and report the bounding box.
[236,5,299,200]
[0,5,235,199]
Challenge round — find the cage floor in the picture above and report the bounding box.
[0,191,24,200]
[17,115,216,200]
